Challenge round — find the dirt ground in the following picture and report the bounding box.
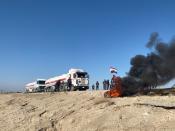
[0,91,175,131]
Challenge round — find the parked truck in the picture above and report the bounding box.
[25,79,46,92]
[45,68,89,91]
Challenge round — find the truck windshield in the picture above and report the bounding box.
[77,72,89,78]
[37,81,45,84]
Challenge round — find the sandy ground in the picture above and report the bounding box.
[0,91,175,131]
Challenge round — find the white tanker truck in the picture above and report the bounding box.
[25,79,46,92]
[45,69,89,91]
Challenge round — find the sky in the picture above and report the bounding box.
[0,0,175,91]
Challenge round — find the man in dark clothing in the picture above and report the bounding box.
[96,81,99,90]
[92,84,95,90]
[110,78,114,89]
[103,80,106,90]
[106,80,110,90]
[111,75,115,87]
[55,80,60,92]
[67,76,72,91]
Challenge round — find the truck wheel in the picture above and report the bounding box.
[79,87,86,91]
[70,86,74,91]
[59,84,64,92]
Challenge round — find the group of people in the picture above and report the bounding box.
[103,80,110,90]
[91,79,111,90]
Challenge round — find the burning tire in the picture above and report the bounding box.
[104,91,111,98]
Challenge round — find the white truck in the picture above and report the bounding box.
[45,68,89,91]
[25,79,46,92]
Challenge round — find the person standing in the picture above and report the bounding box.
[96,81,99,90]
[106,80,110,90]
[103,80,106,90]
[92,84,95,90]
[55,80,60,92]
[67,76,72,91]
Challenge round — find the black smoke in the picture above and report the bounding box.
[146,32,159,48]
[122,33,175,95]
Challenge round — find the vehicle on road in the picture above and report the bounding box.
[25,79,46,92]
[45,68,89,92]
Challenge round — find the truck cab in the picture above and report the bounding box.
[36,79,46,92]
[69,69,89,90]
[25,79,46,93]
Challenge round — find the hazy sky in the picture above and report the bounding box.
[1,0,175,91]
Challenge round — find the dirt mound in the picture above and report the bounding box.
[0,91,175,131]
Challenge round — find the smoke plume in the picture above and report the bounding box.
[122,33,175,95]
